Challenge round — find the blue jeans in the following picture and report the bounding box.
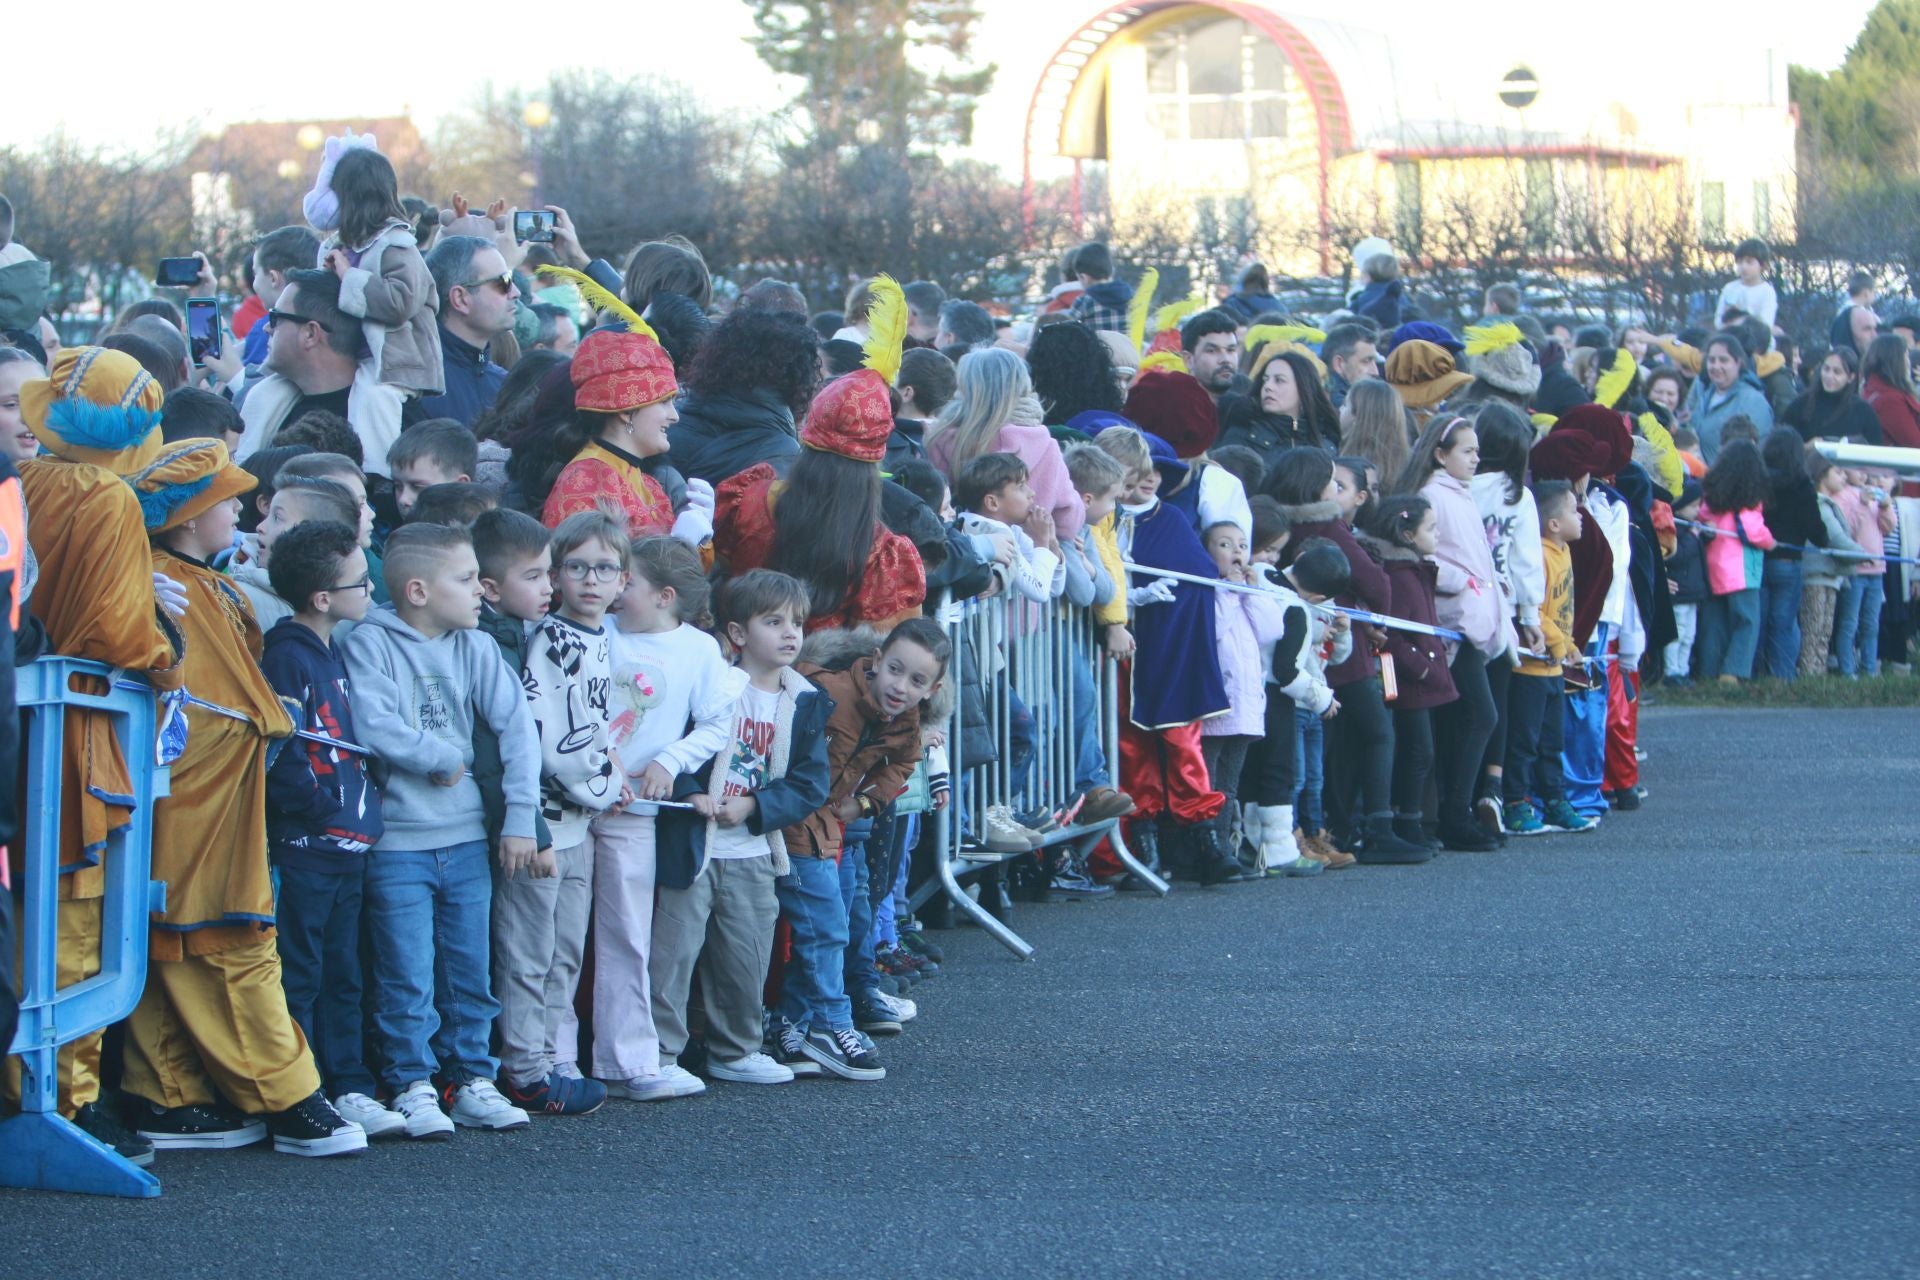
[1856,575,1886,675]
[274,861,376,1096]
[365,841,498,1088]
[1008,691,1038,808]
[838,839,880,999]
[1699,588,1762,679]
[1758,557,1804,680]
[1069,641,1110,793]
[775,854,851,1033]
[1831,575,1886,675]
[1293,706,1325,831]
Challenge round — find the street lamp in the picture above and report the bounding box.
[523,100,552,205]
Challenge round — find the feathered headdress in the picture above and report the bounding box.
[1464,322,1523,357]
[801,274,904,463]
[1594,348,1637,410]
[1126,268,1160,356]
[861,274,906,385]
[1244,323,1326,354]
[1154,294,1208,339]
[537,265,659,342]
[1139,351,1187,375]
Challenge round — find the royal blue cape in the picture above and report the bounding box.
[1126,500,1229,729]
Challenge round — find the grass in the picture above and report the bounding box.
[1647,672,1920,708]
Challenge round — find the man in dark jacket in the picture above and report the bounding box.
[409,235,514,428]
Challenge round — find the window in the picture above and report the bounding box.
[1142,16,1290,144]
[1753,182,1772,238]
[1701,181,1726,242]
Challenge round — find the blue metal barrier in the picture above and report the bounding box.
[0,658,168,1198]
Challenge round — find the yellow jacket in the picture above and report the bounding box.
[1520,539,1578,677]
[1086,511,1128,626]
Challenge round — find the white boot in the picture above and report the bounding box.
[1256,805,1298,870]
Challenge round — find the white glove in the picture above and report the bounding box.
[153,572,190,619]
[681,477,715,519]
[670,504,714,549]
[1127,578,1178,608]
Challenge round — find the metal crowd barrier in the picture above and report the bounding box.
[0,659,168,1199]
[909,593,1166,960]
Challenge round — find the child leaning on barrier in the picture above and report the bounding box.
[1060,443,1135,826]
[649,570,831,1087]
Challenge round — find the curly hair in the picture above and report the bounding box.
[1026,321,1123,426]
[1702,439,1769,513]
[684,308,820,417]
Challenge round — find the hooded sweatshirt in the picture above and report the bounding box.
[342,604,540,850]
[1421,470,1508,656]
[260,616,384,870]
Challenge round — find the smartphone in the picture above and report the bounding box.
[157,257,201,288]
[513,210,555,244]
[186,298,221,366]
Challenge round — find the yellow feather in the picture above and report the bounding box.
[861,275,907,385]
[1463,321,1523,357]
[536,266,656,342]
[1243,323,1324,356]
[1153,293,1206,337]
[1139,351,1188,375]
[1594,348,1636,409]
[1126,269,1159,354]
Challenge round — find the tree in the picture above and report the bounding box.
[1792,0,1920,176]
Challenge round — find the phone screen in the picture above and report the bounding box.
[513,211,555,244]
[157,257,200,288]
[187,298,221,366]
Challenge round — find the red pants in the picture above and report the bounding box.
[1603,641,1639,791]
[1094,673,1225,878]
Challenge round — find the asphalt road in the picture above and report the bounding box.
[5,705,1917,1278]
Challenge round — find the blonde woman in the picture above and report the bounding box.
[927,346,1084,539]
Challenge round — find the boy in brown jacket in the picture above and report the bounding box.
[769,620,946,1082]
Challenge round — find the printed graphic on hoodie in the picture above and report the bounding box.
[413,674,455,737]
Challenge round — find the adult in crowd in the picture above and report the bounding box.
[740,277,809,316]
[529,303,579,356]
[1217,344,1337,472]
[623,235,712,318]
[1383,339,1472,430]
[471,347,569,490]
[1859,333,1920,448]
[409,234,517,428]
[1337,377,1413,496]
[1180,310,1242,408]
[928,346,1084,539]
[1482,282,1522,318]
[935,300,996,356]
[715,282,925,631]
[1219,263,1279,323]
[1684,333,1774,462]
[1782,346,1882,443]
[903,280,947,347]
[1026,321,1123,436]
[1757,427,1826,680]
[1828,302,1880,359]
[1323,323,1379,410]
[667,307,820,486]
[0,194,33,266]
[236,268,404,473]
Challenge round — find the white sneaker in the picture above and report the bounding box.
[392,1080,455,1140]
[706,1052,795,1085]
[449,1080,530,1131]
[604,1065,706,1101]
[982,805,1041,853]
[333,1092,407,1140]
[868,988,917,1023]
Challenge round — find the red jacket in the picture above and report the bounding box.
[1863,375,1920,449]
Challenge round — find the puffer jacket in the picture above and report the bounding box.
[322,218,443,396]
[668,387,801,487]
[1215,394,1325,476]
[1359,533,1459,711]
[1421,470,1508,656]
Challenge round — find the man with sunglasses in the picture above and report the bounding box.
[235,267,406,474]
[410,236,519,431]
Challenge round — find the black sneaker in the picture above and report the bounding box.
[802,1027,886,1081]
[852,997,903,1036]
[268,1089,368,1157]
[127,1098,266,1150]
[1607,787,1642,812]
[75,1101,155,1168]
[769,1021,824,1079]
[899,929,945,964]
[1437,821,1500,852]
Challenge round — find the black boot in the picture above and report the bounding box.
[1187,816,1246,885]
[1435,810,1499,852]
[1158,815,1198,881]
[1356,812,1433,864]
[1393,814,1439,850]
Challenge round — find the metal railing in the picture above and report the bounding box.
[0,659,168,1198]
[909,593,1166,960]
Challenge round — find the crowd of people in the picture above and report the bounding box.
[0,135,1915,1173]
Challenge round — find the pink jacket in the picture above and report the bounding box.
[1837,485,1892,575]
[1698,504,1775,594]
[931,421,1085,540]
[1202,581,1289,737]
[1420,472,1504,653]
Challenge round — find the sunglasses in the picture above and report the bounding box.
[268,308,333,333]
[461,272,515,296]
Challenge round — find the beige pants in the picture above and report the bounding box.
[650,853,781,1065]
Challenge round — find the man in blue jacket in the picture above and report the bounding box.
[408,236,514,429]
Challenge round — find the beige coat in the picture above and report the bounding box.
[322,219,443,397]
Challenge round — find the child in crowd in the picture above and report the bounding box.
[470,508,558,874]
[1198,519,1288,871]
[261,518,395,1138]
[233,475,360,633]
[389,419,479,519]
[591,536,738,1100]
[128,440,364,1158]
[1799,456,1865,677]
[1360,494,1456,855]
[499,511,631,1117]
[407,482,499,527]
[1833,467,1895,677]
[1332,455,1372,527]
[651,570,831,1086]
[244,225,322,366]
[343,522,541,1138]
[1061,443,1136,822]
[278,451,386,601]
[772,619,942,1081]
[1673,427,1707,478]
[1694,440,1775,682]
[954,452,1064,604]
[1662,477,1707,682]
[1503,481,1597,835]
[1717,237,1778,329]
[307,135,444,397]
[1352,253,1404,330]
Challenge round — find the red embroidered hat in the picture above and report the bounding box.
[1529,428,1605,483]
[570,326,677,413]
[1554,403,1635,477]
[800,274,906,463]
[1123,367,1218,460]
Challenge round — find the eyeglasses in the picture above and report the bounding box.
[327,575,374,594]
[461,272,515,296]
[268,308,333,333]
[559,559,624,583]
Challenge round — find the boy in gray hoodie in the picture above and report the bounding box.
[342,523,541,1139]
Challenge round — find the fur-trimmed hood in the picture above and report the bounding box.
[1276,498,1342,526]
[799,625,885,672]
[1354,530,1421,563]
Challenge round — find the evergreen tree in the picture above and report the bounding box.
[1791,0,1920,174]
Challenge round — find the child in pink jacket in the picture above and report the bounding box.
[1696,440,1775,681]
[1199,520,1287,858]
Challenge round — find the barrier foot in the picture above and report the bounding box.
[1107,827,1170,896]
[0,1112,162,1199]
[937,853,1034,961]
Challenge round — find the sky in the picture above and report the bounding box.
[3,0,1886,176]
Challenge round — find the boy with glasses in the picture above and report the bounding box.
[497,511,632,1116]
[262,518,398,1139]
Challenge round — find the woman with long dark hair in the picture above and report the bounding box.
[667,308,821,486]
[1860,333,1920,448]
[1026,321,1124,432]
[1781,346,1881,443]
[472,347,569,490]
[1218,347,1336,473]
